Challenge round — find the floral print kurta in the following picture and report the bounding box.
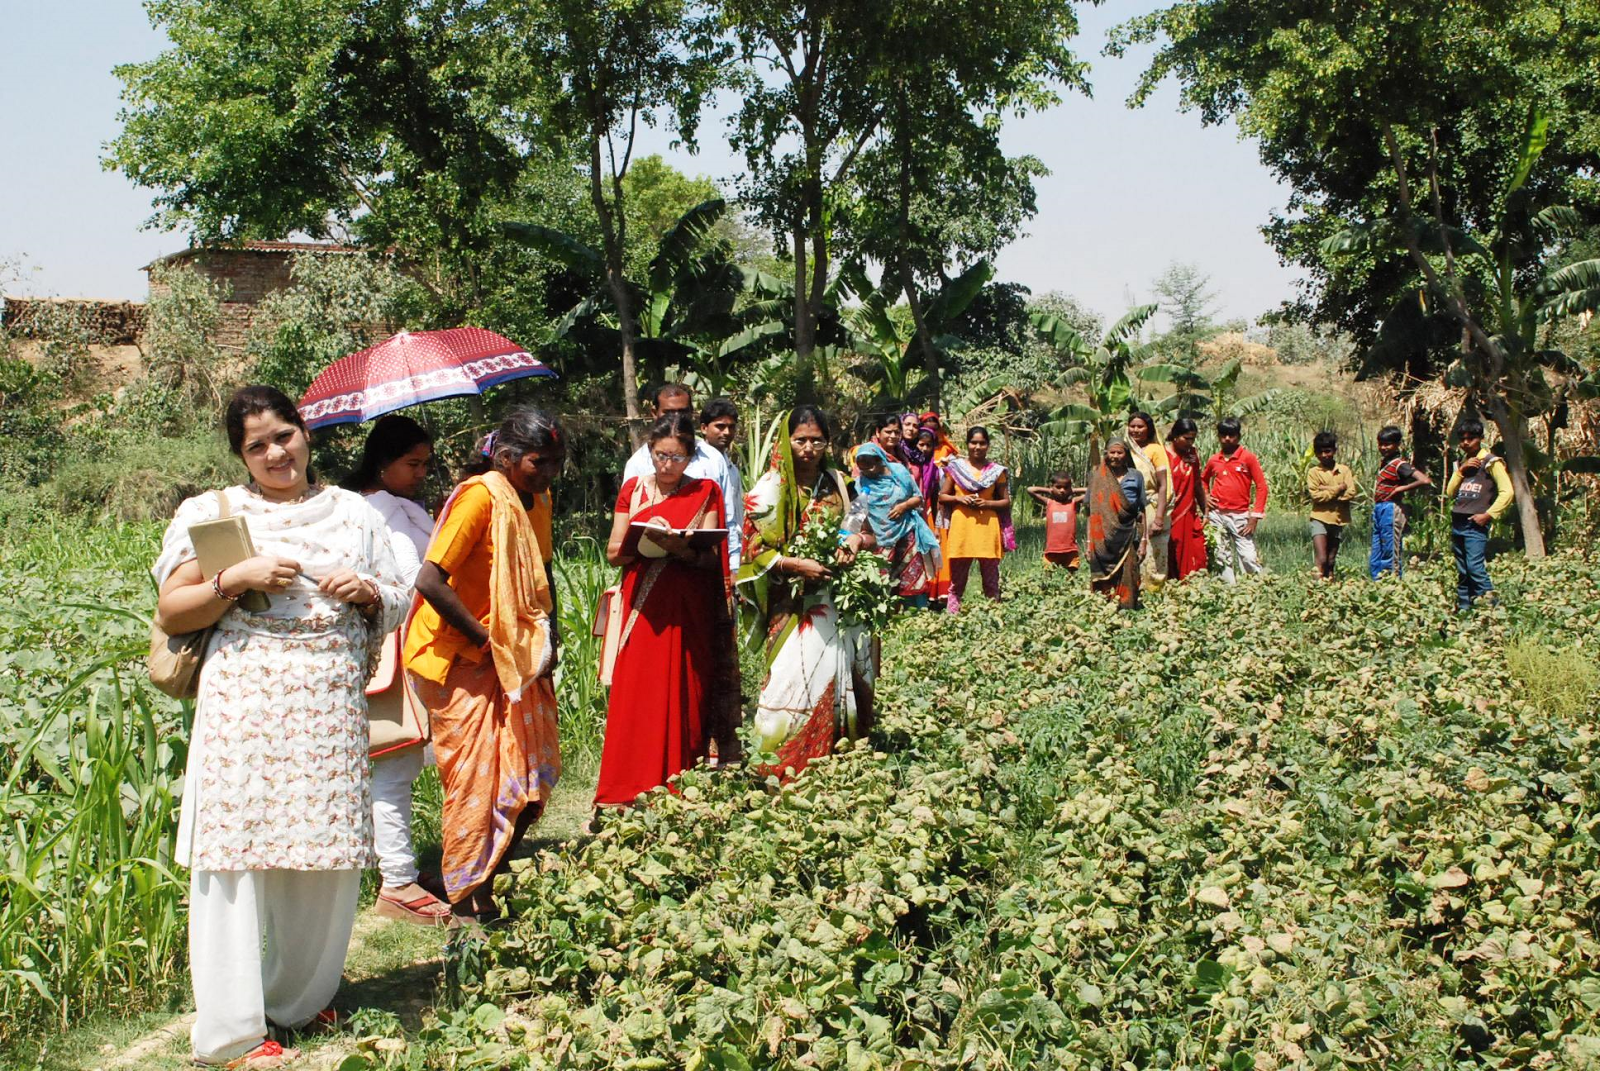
[153,486,407,872]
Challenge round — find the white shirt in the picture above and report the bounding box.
[623,439,743,570]
[364,489,435,589]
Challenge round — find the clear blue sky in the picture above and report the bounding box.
[0,2,1302,327]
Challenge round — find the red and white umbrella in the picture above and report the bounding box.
[297,327,556,430]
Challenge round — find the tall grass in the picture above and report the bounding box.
[0,518,189,1047]
[551,537,612,773]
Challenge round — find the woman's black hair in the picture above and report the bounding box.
[788,404,832,439]
[966,425,990,443]
[493,406,565,470]
[1313,430,1338,451]
[1169,417,1199,439]
[1127,411,1157,437]
[647,411,697,451]
[877,412,901,431]
[225,385,307,456]
[341,414,433,492]
[224,385,319,483]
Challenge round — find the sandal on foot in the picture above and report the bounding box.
[267,1008,339,1044]
[194,1040,299,1069]
[376,885,451,926]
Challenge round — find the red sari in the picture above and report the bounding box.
[594,476,730,808]
[1167,447,1208,581]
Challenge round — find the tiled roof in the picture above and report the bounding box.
[142,240,367,271]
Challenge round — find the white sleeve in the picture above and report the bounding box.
[388,525,422,590]
[622,445,652,482]
[722,459,744,570]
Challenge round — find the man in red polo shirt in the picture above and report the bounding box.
[1201,416,1269,583]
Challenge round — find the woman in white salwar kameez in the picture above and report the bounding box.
[154,386,407,1069]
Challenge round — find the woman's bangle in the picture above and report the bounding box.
[212,570,241,602]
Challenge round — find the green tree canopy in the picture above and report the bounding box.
[1113,0,1600,554]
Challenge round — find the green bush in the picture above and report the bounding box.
[47,431,238,523]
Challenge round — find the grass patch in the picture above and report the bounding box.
[1505,637,1599,719]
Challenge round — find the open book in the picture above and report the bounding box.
[189,515,271,612]
[621,522,728,559]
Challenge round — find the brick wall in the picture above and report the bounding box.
[1,296,146,345]
[146,249,305,354]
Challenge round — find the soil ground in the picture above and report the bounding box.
[29,765,598,1071]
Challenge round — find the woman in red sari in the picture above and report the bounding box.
[593,412,730,811]
[1165,418,1209,581]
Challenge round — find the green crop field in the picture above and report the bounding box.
[3,511,1598,1071]
[326,554,1597,1070]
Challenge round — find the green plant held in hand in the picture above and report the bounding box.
[784,510,899,633]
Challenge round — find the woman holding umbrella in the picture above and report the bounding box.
[404,406,565,925]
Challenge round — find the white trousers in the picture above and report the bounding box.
[189,868,361,1065]
[371,746,424,888]
[1208,510,1262,584]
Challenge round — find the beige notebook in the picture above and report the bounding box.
[189,516,271,612]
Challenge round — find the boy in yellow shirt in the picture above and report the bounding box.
[1306,430,1358,580]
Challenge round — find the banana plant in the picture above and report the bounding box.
[1031,303,1160,456]
[1134,356,1281,422]
[503,199,758,391]
[844,261,992,407]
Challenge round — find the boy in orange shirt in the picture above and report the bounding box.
[1026,470,1085,570]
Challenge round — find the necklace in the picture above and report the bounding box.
[247,480,321,505]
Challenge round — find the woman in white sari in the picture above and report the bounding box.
[154,386,407,1069]
[736,405,872,777]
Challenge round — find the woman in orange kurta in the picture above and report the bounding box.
[593,412,729,811]
[921,413,959,606]
[937,425,1013,614]
[404,407,565,925]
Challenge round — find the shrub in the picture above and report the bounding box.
[133,265,233,434]
[47,430,238,523]
[247,252,425,398]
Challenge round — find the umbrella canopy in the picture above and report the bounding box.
[297,327,556,430]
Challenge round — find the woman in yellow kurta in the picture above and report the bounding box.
[404,407,565,925]
[937,426,1013,614]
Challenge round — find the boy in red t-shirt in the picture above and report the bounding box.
[1027,470,1085,570]
[1201,417,1269,584]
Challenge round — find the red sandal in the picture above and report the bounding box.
[375,884,451,926]
[193,1039,299,1069]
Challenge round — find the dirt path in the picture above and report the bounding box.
[57,767,597,1071]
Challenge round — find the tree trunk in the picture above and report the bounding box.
[899,260,939,411]
[808,212,828,393]
[792,222,813,380]
[587,126,644,448]
[1485,395,1547,558]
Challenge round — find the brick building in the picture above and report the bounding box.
[142,240,365,353]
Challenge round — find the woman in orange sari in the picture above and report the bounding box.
[593,412,730,811]
[404,407,564,925]
[1087,439,1147,611]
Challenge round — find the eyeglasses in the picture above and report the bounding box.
[652,450,690,465]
